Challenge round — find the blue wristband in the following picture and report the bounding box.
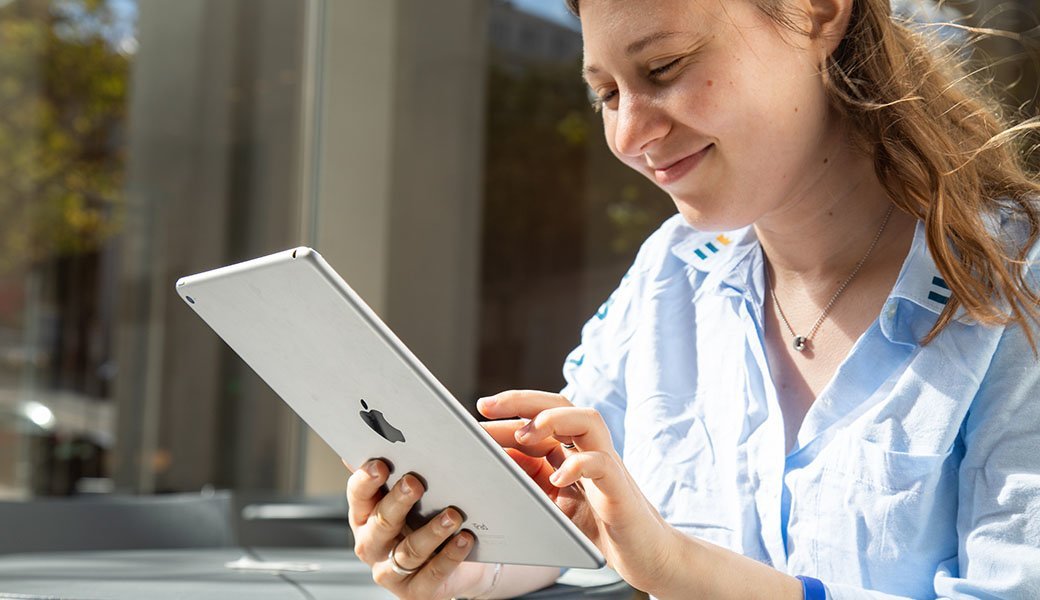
[796,575,827,600]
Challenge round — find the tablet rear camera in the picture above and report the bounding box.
[185,296,195,304]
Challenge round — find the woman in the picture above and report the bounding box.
[346,0,1040,598]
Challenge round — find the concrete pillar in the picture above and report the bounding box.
[302,0,489,494]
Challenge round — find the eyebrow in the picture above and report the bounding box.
[582,31,684,79]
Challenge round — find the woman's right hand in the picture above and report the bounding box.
[345,459,491,599]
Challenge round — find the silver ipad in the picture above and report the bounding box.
[176,247,604,569]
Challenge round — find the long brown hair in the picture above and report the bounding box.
[567,0,1040,346]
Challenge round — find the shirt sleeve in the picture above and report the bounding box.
[559,268,640,459]
[932,315,1040,599]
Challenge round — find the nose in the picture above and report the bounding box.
[611,93,669,158]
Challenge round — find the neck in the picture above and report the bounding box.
[754,145,910,296]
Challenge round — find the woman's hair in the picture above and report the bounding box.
[567,0,1040,346]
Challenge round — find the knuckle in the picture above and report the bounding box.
[348,503,371,524]
[371,510,399,535]
[398,536,421,563]
[426,560,450,582]
[371,565,404,591]
[591,451,614,473]
[584,407,605,426]
[371,565,389,586]
[353,539,371,560]
[572,452,595,471]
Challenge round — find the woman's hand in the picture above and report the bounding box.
[478,390,686,594]
[344,459,491,599]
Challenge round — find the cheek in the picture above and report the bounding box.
[714,58,830,176]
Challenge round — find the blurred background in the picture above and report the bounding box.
[0,0,1036,502]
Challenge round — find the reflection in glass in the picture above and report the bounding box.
[0,0,134,497]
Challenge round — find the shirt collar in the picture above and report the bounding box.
[667,218,960,341]
[669,225,756,274]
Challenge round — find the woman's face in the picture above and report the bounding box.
[580,0,839,231]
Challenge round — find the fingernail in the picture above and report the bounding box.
[365,462,380,478]
[515,422,531,439]
[478,396,495,408]
[440,512,456,529]
[400,478,412,495]
[550,471,561,485]
[456,535,469,548]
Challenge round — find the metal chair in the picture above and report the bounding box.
[0,490,235,555]
[235,492,351,548]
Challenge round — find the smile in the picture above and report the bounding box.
[651,144,713,185]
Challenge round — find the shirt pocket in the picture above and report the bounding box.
[809,437,959,592]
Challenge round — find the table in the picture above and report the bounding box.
[0,548,637,599]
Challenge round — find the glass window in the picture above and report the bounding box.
[2,0,1037,502]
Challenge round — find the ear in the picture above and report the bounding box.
[806,0,854,58]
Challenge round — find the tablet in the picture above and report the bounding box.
[176,247,604,569]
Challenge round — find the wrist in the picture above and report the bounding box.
[641,524,695,598]
[650,533,804,600]
[457,562,502,600]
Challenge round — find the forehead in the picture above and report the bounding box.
[579,0,761,63]
[579,0,720,42]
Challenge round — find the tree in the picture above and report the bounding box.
[0,0,130,273]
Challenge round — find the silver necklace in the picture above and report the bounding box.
[770,205,894,352]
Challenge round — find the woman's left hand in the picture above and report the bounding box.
[478,390,685,594]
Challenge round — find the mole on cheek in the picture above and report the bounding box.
[707,80,714,87]
[794,107,798,112]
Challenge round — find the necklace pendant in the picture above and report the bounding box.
[793,336,808,352]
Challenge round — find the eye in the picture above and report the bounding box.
[648,58,681,80]
[588,86,618,113]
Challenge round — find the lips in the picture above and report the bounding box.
[650,144,713,185]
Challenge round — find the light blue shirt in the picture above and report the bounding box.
[561,214,1040,599]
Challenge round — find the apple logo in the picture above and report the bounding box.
[359,399,406,443]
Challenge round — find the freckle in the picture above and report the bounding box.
[827,211,833,216]
[707,79,714,87]
[794,107,798,112]
[823,158,829,164]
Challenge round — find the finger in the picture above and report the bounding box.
[342,458,356,471]
[546,444,568,471]
[367,473,424,542]
[390,507,463,571]
[505,448,557,497]
[549,451,630,498]
[477,390,571,420]
[482,419,559,457]
[347,459,388,530]
[514,406,614,453]
[406,532,476,597]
